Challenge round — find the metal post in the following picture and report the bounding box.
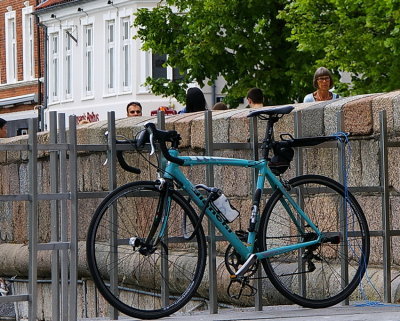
[28,118,38,321]
[68,116,78,321]
[249,117,262,311]
[337,111,349,305]
[49,111,60,321]
[58,113,69,321]
[379,110,391,303]
[156,112,170,307]
[107,112,119,319]
[205,110,218,314]
[294,111,306,299]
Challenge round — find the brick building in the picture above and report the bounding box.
[0,0,45,136]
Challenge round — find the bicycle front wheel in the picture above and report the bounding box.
[259,175,369,308]
[86,181,207,319]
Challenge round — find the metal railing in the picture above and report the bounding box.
[0,109,397,320]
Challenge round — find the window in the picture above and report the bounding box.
[151,53,184,80]
[5,12,17,83]
[152,54,167,79]
[64,30,73,99]
[105,20,115,94]
[49,33,59,102]
[121,17,131,92]
[22,7,35,80]
[84,24,93,96]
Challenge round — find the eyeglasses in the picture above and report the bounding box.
[317,76,330,82]
[129,110,142,114]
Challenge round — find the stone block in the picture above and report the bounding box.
[4,136,23,163]
[324,94,374,135]
[343,95,378,136]
[393,94,400,134]
[76,119,108,146]
[346,140,362,187]
[388,147,400,192]
[174,112,204,148]
[297,101,331,137]
[229,110,251,143]
[212,151,251,197]
[360,139,380,187]
[302,147,336,178]
[372,90,400,134]
[210,109,243,144]
[191,113,207,149]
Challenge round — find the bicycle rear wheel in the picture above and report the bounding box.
[86,181,207,319]
[259,174,369,308]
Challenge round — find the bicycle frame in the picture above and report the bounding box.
[158,148,322,264]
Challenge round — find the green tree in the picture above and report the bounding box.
[280,0,400,95]
[133,0,315,107]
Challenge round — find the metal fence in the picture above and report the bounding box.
[0,109,397,320]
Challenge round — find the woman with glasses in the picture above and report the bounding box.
[303,67,340,103]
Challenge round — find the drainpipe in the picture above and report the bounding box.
[36,19,48,132]
[211,81,216,106]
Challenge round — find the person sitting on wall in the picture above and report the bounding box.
[127,102,143,117]
[303,67,340,102]
[246,88,264,108]
[178,87,207,113]
[212,102,228,110]
[0,118,7,138]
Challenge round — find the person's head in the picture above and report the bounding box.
[127,102,143,117]
[0,118,7,138]
[313,67,334,89]
[212,102,227,110]
[186,87,207,113]
[246,88,264,107]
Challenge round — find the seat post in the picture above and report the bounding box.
[261,118,276,160]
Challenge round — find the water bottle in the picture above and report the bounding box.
[212,192,240,223]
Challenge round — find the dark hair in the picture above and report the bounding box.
[246,88,264,104]
[313,67,334,89]
[0,118,7,129]
[212,102,227,110]
[186,87,206,113]
[126,101,142,113]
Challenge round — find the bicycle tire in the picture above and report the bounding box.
[86,181,207,319]
[259,174,370,308]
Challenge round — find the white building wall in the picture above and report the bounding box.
[36,0,224,127]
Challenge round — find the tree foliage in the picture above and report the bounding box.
[133,0,315,106]
[280,0,400,95]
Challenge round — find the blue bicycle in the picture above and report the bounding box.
[86,105,370,319]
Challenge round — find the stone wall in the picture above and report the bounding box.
[2,90,400,318]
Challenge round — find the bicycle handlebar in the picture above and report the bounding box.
[115,139,141,174]
[144,123,184,165]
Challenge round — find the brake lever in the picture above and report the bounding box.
[149,132,155,155]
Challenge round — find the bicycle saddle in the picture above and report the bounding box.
[247,105,294,118]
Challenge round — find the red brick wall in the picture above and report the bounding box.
[0,0,44,111]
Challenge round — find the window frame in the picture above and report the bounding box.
[83,23,94,98]
[105,19,116,95]
[22,6,35,81]
[49,32,60,103]
[120,16,131,93]
[5,11,17,83]
[63,28,73,101]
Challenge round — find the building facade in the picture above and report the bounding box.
[33,0,226,127]
[0,0,45,136]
